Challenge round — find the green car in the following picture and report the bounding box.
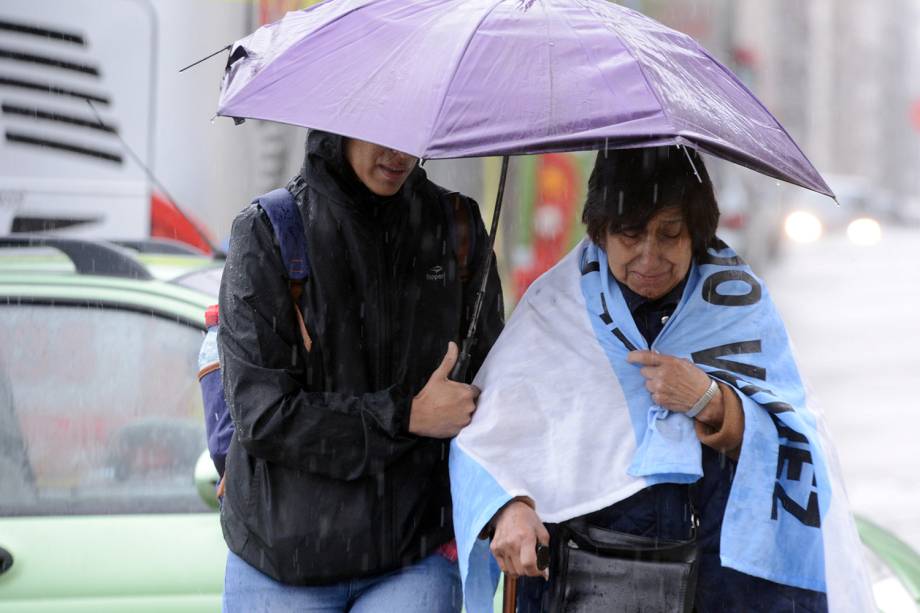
[0,236,226,612]
[0,236,918,612]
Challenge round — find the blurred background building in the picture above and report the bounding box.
[644,0,920,221]
[2,0,919,276]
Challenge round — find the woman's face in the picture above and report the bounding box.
[604,206,693,300]
[344,138,418,196]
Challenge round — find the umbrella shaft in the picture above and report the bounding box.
[463,155,509,342]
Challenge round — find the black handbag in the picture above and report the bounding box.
[546,515,699,613]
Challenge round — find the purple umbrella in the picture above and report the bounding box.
[217,0,831,197]
[216,0,833,381]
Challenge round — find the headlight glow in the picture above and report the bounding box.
[784,211,823,243]
[847,217,883,246]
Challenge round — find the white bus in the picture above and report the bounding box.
[0,0,310,252]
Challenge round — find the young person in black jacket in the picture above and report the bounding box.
[218,130,503,612]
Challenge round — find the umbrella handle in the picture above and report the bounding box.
[449,337,476,381]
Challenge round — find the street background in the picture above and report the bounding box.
[2,0,919,556]
[767,226,920,554]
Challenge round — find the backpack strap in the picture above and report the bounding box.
[254,188,310,281]
[252,188,312,352]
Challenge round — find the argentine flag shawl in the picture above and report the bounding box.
[451,239,873,612]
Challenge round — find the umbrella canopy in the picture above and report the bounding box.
[217,0,832,197]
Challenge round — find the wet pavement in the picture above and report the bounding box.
[764,223,920,553]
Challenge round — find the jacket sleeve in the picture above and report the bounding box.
[218,205,418,480]
[462,198,505,380]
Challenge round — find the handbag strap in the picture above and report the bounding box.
[561,486,699,563]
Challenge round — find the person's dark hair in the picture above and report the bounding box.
[582,146,720,259]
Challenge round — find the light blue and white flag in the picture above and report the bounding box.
[451,239,873,612]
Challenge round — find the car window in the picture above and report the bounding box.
[0,304,209,516]
[172,266,223,297]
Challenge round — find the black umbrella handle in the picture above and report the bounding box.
[449,337,477,382]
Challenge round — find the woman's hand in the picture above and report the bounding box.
[490,499,550,579]
[628,350,746,453]
[626,350,718,418]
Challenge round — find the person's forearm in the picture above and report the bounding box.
[226,368,420,479]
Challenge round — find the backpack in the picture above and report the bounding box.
[197,187,475,481]
[196,187,310,481]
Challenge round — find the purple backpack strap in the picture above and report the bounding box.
[253,188,310,281]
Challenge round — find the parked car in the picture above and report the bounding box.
[1,236,918,612]
[0,236,224,612]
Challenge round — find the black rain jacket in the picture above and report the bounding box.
[217,131,504,585]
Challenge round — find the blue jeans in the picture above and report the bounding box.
[223,549,462,613]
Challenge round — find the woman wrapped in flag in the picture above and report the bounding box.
[450,147,873,612]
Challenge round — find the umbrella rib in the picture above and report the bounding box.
[572,1,828,197]
[225,0,378,111]
[558,0,673,139]
[423,0,506,154]
[690,45,830,196]
[572,0,676,138]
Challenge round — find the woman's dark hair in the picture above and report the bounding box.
[582,146,720,259]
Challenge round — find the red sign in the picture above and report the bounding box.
[513,154,579,299]
[260,1,321,25]
[912,100,920,133]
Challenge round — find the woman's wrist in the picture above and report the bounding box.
[505,496,536,512]
[481,496,536,539]
[694,382,745,457]
[694,383,724,427]
[686,378,719,420]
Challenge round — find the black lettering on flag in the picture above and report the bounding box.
[581,260,600,275]
[769,416,820,527]
[699,252,746,266]
[769,413,809,443]
[707,369,742,387]
[776,444,813,480]
[700,239,747,267]
[692,341,766,381]
[707,370,793,413]
[599,292,613,325]
[701,270,762,307]
[612,328,637,352]
[761,401,794,414]
[772,482,820,527]
[596,291,637,351]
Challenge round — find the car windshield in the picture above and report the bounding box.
[0,304,210,516]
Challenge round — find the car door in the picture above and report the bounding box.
[0,300,225,612]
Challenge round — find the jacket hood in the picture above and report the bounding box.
[301,130,425,209]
